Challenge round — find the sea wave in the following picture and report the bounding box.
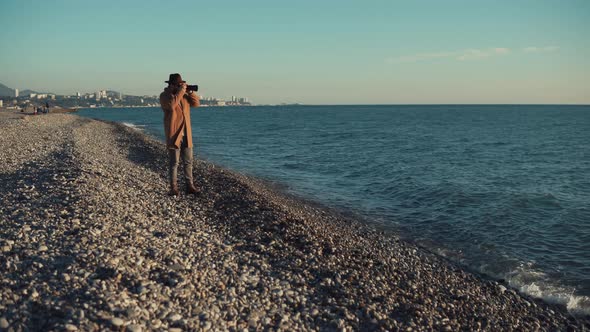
[420,239,590,316]
[491,262,590,316]
[122,122,146,131]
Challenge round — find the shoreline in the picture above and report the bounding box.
[1,112,588,330]
[215,160,590,320]
[0,107,78,117]
[111,108,590,318]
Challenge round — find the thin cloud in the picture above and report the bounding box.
[457,47,510,61]
[387,46,556,64]
[387,47,510,63]
[493,47,510,55]
[523,46,559,53]
[456,49,492,61]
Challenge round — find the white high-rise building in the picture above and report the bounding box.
[76,92,81,97]
[14,89,19,98]
[0,100,3,107]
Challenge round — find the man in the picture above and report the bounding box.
[160,73,200,196]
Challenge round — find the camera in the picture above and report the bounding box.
[186,85,199,92]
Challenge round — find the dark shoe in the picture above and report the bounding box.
[186,184,200,195]
[169,184,180,196]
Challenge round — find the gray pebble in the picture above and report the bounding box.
[168,313,182,321]
[0,318,9,329]
[127,324,142,332]
[110,317,124,326]
[65,324,77,331]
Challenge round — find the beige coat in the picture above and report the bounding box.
[160,87,200,149]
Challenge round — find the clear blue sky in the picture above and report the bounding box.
[1,0,589,104]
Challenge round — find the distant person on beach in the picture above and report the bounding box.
[45,102,50,113]
[160,73,200,196]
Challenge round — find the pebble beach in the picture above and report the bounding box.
[0,112,588,331]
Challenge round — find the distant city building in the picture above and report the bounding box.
[0,100,3,107]
[14,89,19,98]
[95,90,107,100]
[76,92,81,97]
[30,93,37,98]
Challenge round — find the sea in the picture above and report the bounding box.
[77,105,590,315]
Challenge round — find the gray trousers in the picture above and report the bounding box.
[168,135,193,185]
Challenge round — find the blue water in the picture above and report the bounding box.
[77,105,590,314]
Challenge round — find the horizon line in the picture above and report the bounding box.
[257,103,590,106]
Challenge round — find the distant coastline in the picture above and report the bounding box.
[0,82,253,110]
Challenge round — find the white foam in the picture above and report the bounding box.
[503,266,590,316]
[122,122,145,131]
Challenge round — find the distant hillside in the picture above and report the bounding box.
[20,89,41,96]
[0,83,14,97]
[0,83,46,97]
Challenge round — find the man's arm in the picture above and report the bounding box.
[160,86,186,111]
[187,91,200,107]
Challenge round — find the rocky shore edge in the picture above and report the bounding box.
[0,112,588,331]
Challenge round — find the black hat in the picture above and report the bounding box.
[165,73,186,84]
